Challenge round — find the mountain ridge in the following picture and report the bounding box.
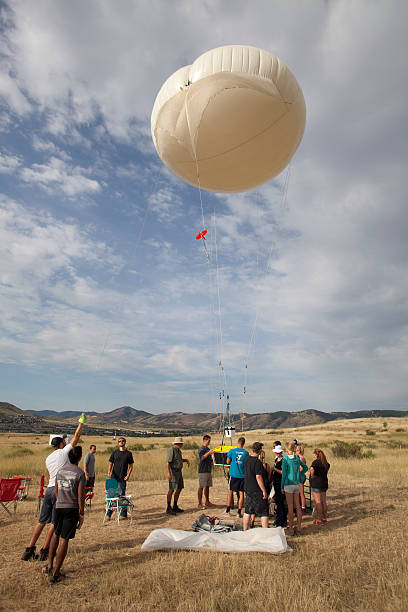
[4,402,408,431]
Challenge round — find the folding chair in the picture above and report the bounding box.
[37,475,45,514]
[14,476,32,501]
[0,478,23,516]
[103,477,133,524]
[85,486,94,512]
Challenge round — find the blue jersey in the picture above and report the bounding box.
[227,447,249,478]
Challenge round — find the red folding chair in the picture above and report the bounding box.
[37,475,45,514]
[0,478,23,515]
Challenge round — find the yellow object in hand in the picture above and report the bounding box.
[78,412,87,424]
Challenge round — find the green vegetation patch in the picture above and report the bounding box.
[331,440,374,459]
[6,447,35,458]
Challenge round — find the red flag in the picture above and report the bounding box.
[196,230,207,240]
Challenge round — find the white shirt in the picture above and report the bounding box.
[45,443,73,487]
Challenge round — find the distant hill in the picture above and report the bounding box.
[2,401,408,432]
[0,402,25,416]
[86,405,152,425]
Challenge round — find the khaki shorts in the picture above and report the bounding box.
[198,472,213,488]
[169,470,184,491]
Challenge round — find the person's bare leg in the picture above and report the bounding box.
[174,489,181,503]
[243,513,251,531]
[167,489,173,505]
[312,492,323,521]
[261,516,268,528]
[299,483,306,508]
[285,493,294,530]
[294,492,302,531]
[197,487,204,507]
[321,492,327,520]
[47,532,59,571]
[53,538,69,576]
[42,524,54,550]
[238,491,244,511]
[226,490,233,508]
[28,523,45,547]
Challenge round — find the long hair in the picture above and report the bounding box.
[313,448,329,470]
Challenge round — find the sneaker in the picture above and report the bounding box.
[41,565,51,576]
[166,507,176,515]
[221,508,231,516]
[173,506,184,513]
[313,519,324,525]
[49,572,65,584]
[301,507,306,515]
[39,548,49,562]
[21,547,38,561]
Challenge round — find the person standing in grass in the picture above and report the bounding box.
[281,441,308,536]
[243,441,269,530]
[296,444,307,515]
[197,434,215,510]
[106,437,134,519]
[310,448,330,525]
[166,437,190,515]
[224,436,249,518]
[21,415,86,563]
[83,444,96,488]
[271,444,287,527]
[43,446,86,584]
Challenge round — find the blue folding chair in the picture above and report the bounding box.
[103,477,133,524]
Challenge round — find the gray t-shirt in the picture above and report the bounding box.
[84,452,95,477]
[166,446,183,471]
[55,463,86,509]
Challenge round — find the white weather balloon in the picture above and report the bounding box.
[151,45,306,193]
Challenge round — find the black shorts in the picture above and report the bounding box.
[229,476,245,492]
[38,486,56,524]
[244,493,269,517]
[53,507,80,540]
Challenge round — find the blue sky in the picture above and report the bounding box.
[1,0,407,415]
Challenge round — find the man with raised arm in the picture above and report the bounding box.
[21,413,86,562]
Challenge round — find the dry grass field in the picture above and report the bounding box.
[1,417,408,611]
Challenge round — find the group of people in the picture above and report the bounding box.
[166,435,330,536]
[21,424,330,584]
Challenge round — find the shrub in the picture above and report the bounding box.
[366,430,376,436]
[6,447,34,458]
[182,441,200,450]
[128,443,156,452]
[395,428,405,433]
[331,440,373,459]
[383,422,388,428]
[386,439,408,450]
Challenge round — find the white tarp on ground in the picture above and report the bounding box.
[141,527,291,554]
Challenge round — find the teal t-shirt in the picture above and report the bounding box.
[227,447,249,478]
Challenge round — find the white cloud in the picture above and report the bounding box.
[0,151,21,173]
[20,156,101,196]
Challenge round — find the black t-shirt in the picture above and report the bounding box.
[244,455,268,497]
[198,445,212,473]
[310,459,330,490]
[109,449,134,482]
[272,456,283,487]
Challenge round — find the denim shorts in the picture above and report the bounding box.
[39,486,56,524]
[311,487,327,493]
[283,484,300,494]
